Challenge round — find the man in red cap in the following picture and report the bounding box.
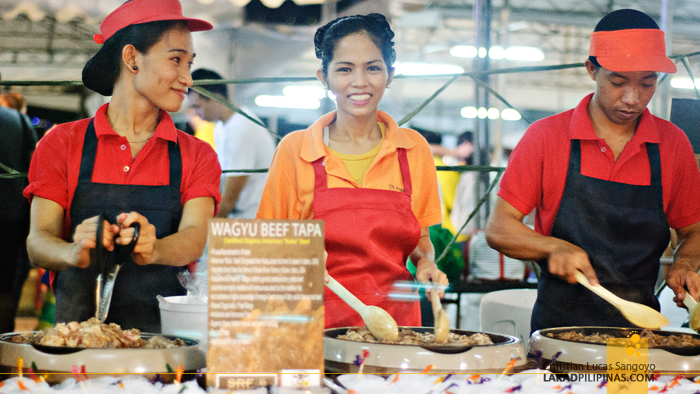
[485,9,700,331]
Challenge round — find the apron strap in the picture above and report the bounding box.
[646,142,663,210]
[397,148,412,196]
[77,120,98,183]
[168,136,182,189]
[167,136,182,230]
[569,139,582,175]
[312,157,327,191]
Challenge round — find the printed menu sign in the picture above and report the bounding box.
[206,219,325,389]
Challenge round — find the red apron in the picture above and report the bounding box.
[312,148,422,328]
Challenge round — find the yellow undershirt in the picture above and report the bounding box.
[326,123,386,185]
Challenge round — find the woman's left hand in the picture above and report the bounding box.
[116,212,158,265]
[415,257,449,298]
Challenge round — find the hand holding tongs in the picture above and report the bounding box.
[95,213,140,323]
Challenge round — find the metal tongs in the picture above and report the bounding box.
[95,213,140,323]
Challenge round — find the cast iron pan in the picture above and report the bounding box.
[538,326,700,357]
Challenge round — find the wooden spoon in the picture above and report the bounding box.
[574,271,669,329]
[430,285,449,343]
[325,275,399,341]
[682,293,700,332]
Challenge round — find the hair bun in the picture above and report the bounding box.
[315,15,349,60]
[366,13,395,45]
[314,13,397,73]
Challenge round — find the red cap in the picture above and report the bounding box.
[94,0,213,44]
[589,29,676,73]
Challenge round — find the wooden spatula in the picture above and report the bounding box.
[682,293,700,332]
[430,285,450,343]
[574,271,669,329]
[325,275,399,341]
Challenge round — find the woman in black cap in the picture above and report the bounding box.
[24,0,221,332]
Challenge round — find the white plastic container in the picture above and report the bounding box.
[159,295,207,355]
[480,289,537,347]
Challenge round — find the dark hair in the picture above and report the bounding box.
[413,126,442,145]
[457,131,473,146]
[189,68,228,99]
[314,13,396,75]
[588,9,660,69]
[0,92,26,112]
[82,20,186,96]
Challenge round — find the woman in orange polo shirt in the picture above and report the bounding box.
[256,13,448,328]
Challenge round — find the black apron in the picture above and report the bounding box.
[531,139,669,332]
[55,120,186,333]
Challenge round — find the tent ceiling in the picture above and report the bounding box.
[1,0,699,127]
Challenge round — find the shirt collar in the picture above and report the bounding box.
[299,111,415,163]
[93,103,178,143]
[568,93,659,144]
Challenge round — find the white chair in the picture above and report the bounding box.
[480,289,537,346]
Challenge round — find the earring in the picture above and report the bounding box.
[132,65,138,70]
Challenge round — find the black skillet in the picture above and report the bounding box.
[29,214,140,355]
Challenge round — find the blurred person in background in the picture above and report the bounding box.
[187,107,215,149]
[188,68,275,219]
[413,127,466,325]
[449,131,477,239]
[0,92,28,114]
[414,127,461,237]
[0,102,38,333]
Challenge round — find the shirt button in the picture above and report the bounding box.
[123,166,130,172]
[601,147,607,153]
[121,145,127,150]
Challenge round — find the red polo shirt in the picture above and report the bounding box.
[499,93,700,236]
[24,103,221,239]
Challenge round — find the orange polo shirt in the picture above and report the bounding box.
[256,111,442,228]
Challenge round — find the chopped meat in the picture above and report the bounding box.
[338,326,494,346]
[8,318,184,349]
[546,329,700,347]
[144,336,185,349]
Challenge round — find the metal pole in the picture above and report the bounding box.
[473,0,492,228]
[321,0,337,24]
[491,1,509,171]
[658,0,674,120]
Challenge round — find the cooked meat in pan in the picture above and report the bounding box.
[10,318,185,349]
[338,326,494,346]
[546,329,700,347]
